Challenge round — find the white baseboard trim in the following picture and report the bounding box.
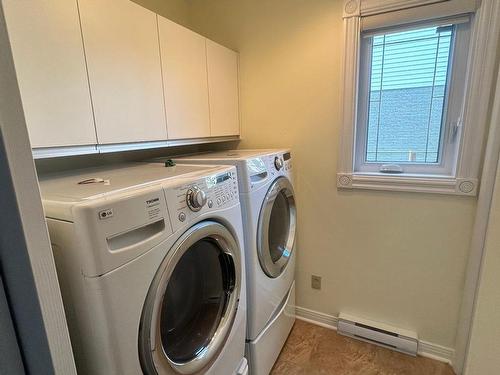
[295,306,454,365]
[295,306,338,330]
[417,341,454,364]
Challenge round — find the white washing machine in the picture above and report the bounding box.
[39,162,249,375]
[155,150,297,375]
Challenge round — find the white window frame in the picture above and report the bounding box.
[356,20,469,175]
[337,0,500,196]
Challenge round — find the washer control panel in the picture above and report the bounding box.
[165,168,239,232]
[211,172,238,207]
[186,186,207,212]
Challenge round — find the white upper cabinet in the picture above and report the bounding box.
[206,40,240,137]
[158,17,210,140]
[4,0,239,155]
[3,0,96,148]
[78,0,167,144]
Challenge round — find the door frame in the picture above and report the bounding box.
[0,273,24,374]
[0,3,76,374]
[455,64,500,374]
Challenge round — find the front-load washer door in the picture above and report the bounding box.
[257,176,296,278]
[139,221,241,375]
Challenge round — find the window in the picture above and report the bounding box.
[355,20,470,175]
[335,0,500,195]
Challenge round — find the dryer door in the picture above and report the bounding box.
[139,221,241,375]
[257,176,296,278]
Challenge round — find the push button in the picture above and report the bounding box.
[178,212,186,222]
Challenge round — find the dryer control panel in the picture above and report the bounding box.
[165,167,239,232]
[269,151,292,174]
[245,151,293,192]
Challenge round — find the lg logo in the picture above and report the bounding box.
[98,208,114,220]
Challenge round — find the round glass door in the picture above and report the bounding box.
[257,177,296,278]
[139,221,241,375]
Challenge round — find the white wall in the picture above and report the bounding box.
[185,0,477,349]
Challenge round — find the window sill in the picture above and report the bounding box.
[336,172,478,196]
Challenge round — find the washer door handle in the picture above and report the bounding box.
[220,252,236,293]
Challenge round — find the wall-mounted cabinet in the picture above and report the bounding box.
[78,0,167,144]
[207,40,240,137]
[3,0,96,148]
[158,16,210,140]
[4,0,240,157]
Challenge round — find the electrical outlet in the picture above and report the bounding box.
[311,275,322,290]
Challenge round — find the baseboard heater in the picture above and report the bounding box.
[337,313,418,356]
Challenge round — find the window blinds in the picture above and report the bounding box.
[365,25,454,163]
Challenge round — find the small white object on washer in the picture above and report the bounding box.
[39,162,248,375]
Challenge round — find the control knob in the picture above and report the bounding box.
[186,186,207,212]
[274,157,283,171]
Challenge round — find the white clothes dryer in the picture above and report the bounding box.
[157,150,297,375]
[39,162,248,375]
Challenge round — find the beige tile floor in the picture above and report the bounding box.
[271,320,456,375]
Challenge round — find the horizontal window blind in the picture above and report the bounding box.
[365,25,454,163]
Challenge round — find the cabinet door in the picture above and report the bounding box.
[158,17,210,139]
[206,40,240,137]
[3,0,96,148]
[78,0,166,144]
